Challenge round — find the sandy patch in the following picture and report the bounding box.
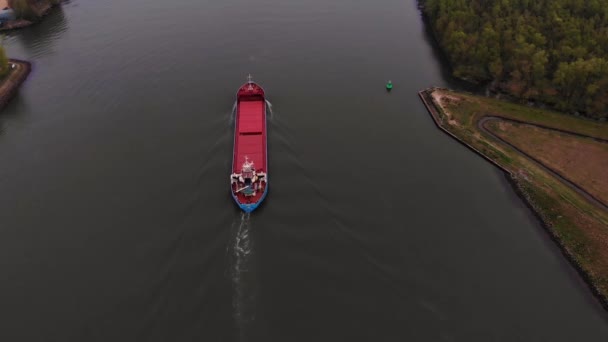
[431,91,463,127]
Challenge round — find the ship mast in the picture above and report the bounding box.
[247,74,254,90]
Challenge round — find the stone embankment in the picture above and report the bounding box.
[418,88,509,173]
[418,87,608,312]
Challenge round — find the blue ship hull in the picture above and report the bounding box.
[232,184,268,213]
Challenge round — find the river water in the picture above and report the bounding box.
[0,1,607,341]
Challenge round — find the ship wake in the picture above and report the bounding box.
[266,100,274,121]
[229,212,255,341]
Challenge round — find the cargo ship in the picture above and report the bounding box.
[230,75,268,212]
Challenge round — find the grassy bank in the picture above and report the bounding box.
[485,120,608,205]
[420,88,608,307]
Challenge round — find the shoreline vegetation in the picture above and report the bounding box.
[0,0,60,32]
[419,0,608,120]
[0,58,30,109]
[419,87,608,310]
[0,0,52,110]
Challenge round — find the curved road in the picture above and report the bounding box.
[478,116,608,212]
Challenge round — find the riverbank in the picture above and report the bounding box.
[418,1,608,121]
[419,87,608,310]
[0,59,31,109]
[0,0,58,32]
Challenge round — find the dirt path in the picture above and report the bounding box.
[478,116,608,211]
[419,88,608,311]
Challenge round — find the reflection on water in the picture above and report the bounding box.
[418,12,481,93]
[13,5,68,58]
[0,0,606,340]
[0,93,28,135]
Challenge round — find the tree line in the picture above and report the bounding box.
[421,0,608,119]
[11,0,61,21]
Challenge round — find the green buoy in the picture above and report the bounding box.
[386,80,393,91]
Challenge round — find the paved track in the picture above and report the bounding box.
[478,116,608,212]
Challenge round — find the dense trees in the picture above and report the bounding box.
[10,0,60,20]
[422,0,608,119]
[11,0,36,20]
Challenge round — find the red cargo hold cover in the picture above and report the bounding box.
[238,101,264,134]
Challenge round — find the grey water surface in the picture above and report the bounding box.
[0,0,607,341]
